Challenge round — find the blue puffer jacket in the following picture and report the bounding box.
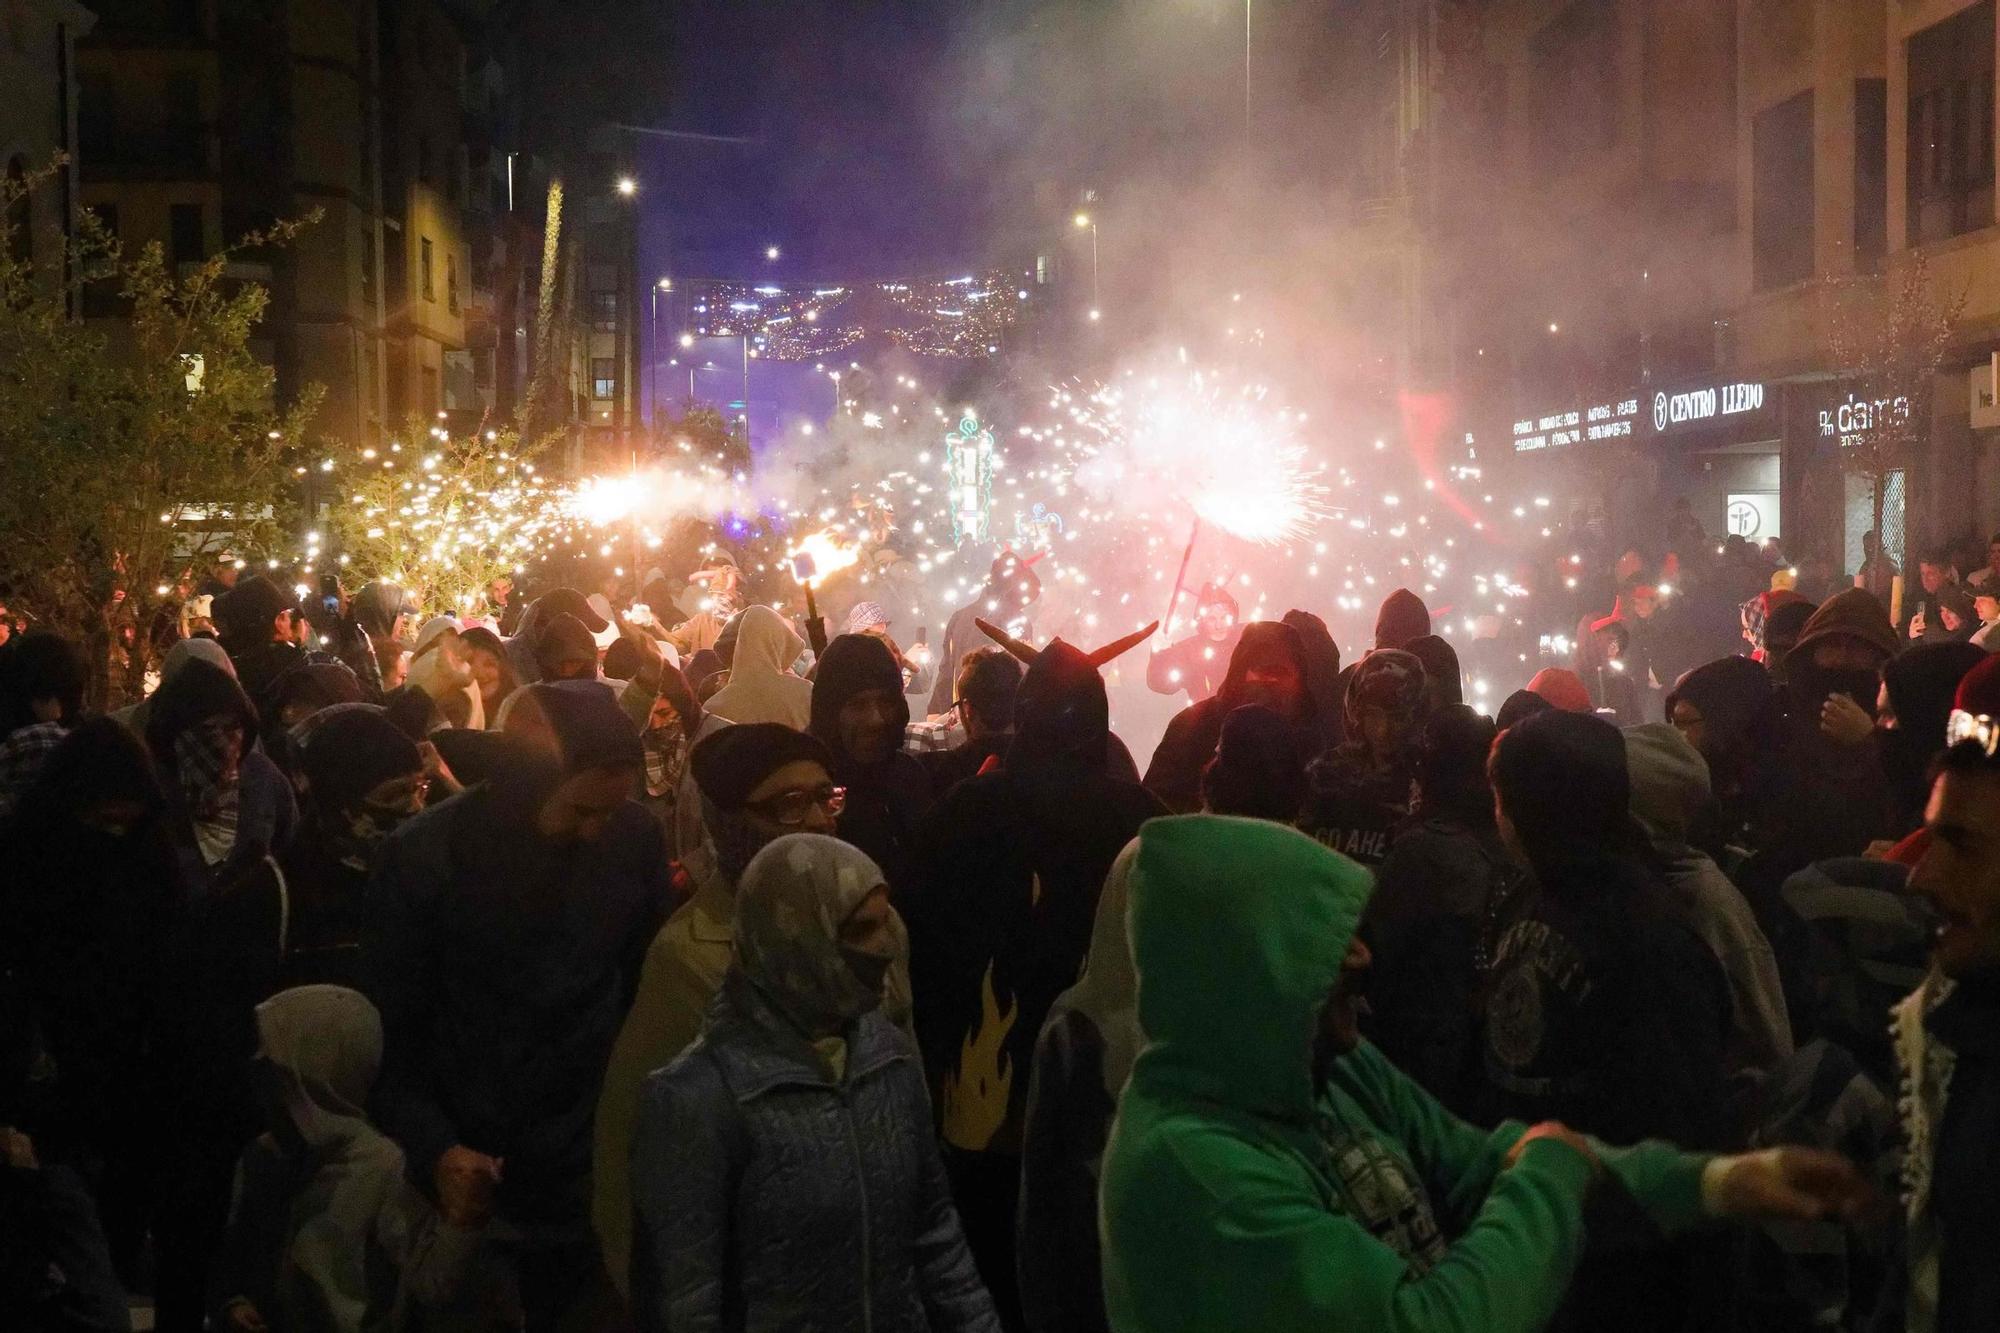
[631,971,999,1333]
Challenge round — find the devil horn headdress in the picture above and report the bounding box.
[975,618,1159,669]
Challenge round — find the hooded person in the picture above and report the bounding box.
[702,603,812,730]
[216,575,304,704]
[926,549,1042,717]
[533,611,601,685]
[406,616,486,731]
[145,656,298,886]
[809,633,932,893]
[1665,654,1778,852]
[903,621,1167,1325]
[1016,839,1141,1333]
[1763,598,1818,683]
[1098,815,1867,1333]
[0,628,90,817]
[1328,588,1433,715]
[1623,724,1794,1113]
[504,587,611,688]
[1200,704,1310,822]
[361,681,668,1322]
[1878,641,1989,833]
[1482,711,1731,1151]
[1298,648,1428,869]
[591,723,915,1294]
[1404,634,1464,710]
[1144,620,1324,814]
[459,625,520,724]
[629,835,999,1331]
[1144,582,1243,705]
[255,660,367,789]
[112,634,235,739]
[212,986,483,1331]
[4,718,187,1279]
[1495,687,1553,731]
[1363,706,1531,1120]
[1282,608,1344,746]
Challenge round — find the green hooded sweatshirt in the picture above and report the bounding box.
[1100,815,1712,1333]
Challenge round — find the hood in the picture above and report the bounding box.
[1054,838,1142,1101]
[1791,588,1900,661]
[1373,588,1430,650]
[731,604,807,680]
[1664,655,1772,755]
[1884,641,1988,749]
[1129,815,1373,1120]
[1202,704,1308,820]
[808,632,909,758]
[300,708,421,816]
[534,612,599,677]
[1526,667,1594,714]
[1496,688,1552,731]
[733,833,893,1038]
[262,661,364,723]
[145,657,257,765]
[1216,620,1314,719]
[1403,634,1462,706]
[1341,647,1427,738]
[254,984,382,1149]
[1010,640,1111,774]
[1622,722,1710,844]
[161,635,236,685]
[531,586,611,634]
[1281,609,1341,728]
[351,581,413,639]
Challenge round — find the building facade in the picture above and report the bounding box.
[1,0,94,301]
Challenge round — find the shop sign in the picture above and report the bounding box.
[1818,392,1911,449]
[1650,381,1768,436]
[1511,396,1638,453]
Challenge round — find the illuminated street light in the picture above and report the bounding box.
[679,333,694,349]
[616,176,637,197]
[765,245,780,260]
[1073,212,1091,228]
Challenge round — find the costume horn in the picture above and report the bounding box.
[975,617,1040,664]
[1085,621,1159,668]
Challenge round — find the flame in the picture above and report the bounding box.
[788,528,862,588]
[571,473,650,526]
[942,962,1016,1152]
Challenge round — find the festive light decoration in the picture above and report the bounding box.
[946,411,996,544]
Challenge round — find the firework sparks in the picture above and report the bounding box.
[788,527,863,587]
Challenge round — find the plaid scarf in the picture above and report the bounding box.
[175,723,242,817]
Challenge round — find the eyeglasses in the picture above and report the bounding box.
[1947,710,2000,756]
[744,784,846,826]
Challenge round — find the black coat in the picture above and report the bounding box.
[361,782,668,1223]
[902,770,1164,1157]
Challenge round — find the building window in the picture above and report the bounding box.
[590,290,618,331]
[81,203,120,316]
[591,357,617,400]
[420,236,434,301]
[169,203,205,267]
[1752,91,1814,290]
[446,253,459,314]
[1854,80,1887,264]
[1907,0,1996,245]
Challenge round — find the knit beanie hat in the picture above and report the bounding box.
[691,723,835,810]
[301,708,422,813]
[1526,667,1594,714]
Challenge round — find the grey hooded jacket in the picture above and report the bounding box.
[631,971,999,1332]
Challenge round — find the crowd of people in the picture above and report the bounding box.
[3,513,1999,1333]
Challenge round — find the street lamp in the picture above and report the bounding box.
[616,176,637,197]
[765,245,780,261]
[1073,212,1099,309]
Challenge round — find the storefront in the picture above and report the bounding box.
[1499,374,1784,547]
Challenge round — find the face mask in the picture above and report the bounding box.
[344,801,415,852]
[839,944,893,1001]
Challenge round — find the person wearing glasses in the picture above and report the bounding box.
[592,722,913,1296]
[923,647,1023,797]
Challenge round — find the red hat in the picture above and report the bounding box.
[1955,653,2000,717]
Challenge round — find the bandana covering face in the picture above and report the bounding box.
[733,833,895,1038]
[175,717,243,817]
[643,693,688,800]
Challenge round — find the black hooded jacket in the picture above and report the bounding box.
[144,658,299,888]
[361,685,667,1223]
[810,634,934,894]
[904,639,1166,1161]
[1141,621,1328,815]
